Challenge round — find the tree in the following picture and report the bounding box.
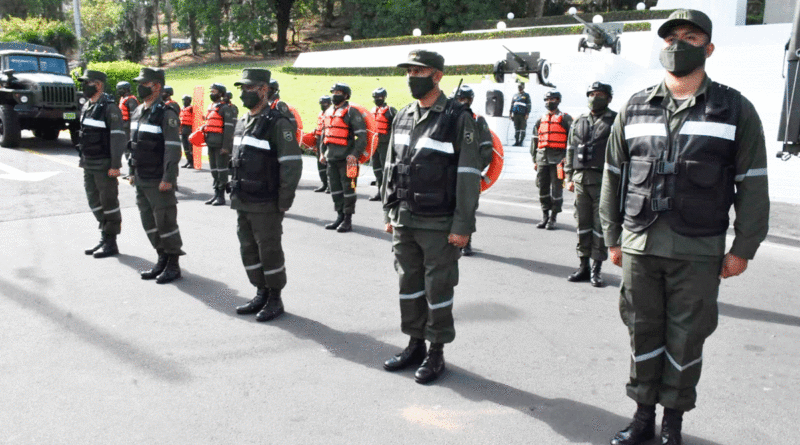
[273,0,295,55]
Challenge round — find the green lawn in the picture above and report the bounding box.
[163,60,486,132]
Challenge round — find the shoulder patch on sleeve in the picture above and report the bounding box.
[168,117,179,128]
[464,131,474,145]
[283,130,294,141]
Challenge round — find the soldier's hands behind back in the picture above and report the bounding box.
[720,252,748,278]
[609,246,622,267]
[448,233,469,248]
[108,168,120,178]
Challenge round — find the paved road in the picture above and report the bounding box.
[1,133,799,444]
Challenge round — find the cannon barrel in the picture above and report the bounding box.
[778,0,800,158]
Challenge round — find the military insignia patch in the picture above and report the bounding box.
[168,117,179,128]
[464,131,474,145]
[283,130,293,141]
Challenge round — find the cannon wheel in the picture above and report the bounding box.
[578,37,587,52]
[493,60,507,83]
[612,37,621,55]
[537,59,552,86]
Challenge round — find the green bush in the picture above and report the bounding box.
[283,65,494,76]
[83,29,120,63]
[469,9,675,30]
[0,17,77,54]
[71,61,144,95]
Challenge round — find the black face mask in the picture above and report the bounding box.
[320,104,330,112]
[374,98,385,107]
[240,90,261,109]
[137,85,152,100]
[183,99,191,107]
[82,84,98,98]
[210,93,221,102]
[545,101,559,111]
[162,94,170,102]
[588,96,609,112]
[332,94,346,105]
[659,39,707,77]
[408,75,435,100]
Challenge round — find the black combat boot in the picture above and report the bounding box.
[93,235,119,258]
[610,404,656,445]
[314,184,328,192]
[141,251,168,280]
[236,288,269,315]
[546,212,558,230]
[155,254,182,284]
[536,211,550,229]
[255,288,284,322]
[368,192,381,201]
[661,408,683,445]
[461,238,473,256]
[85,235,105,255]
[326,212,344,230]
[590,260,605,287]
[384,337,426,371]
[182,159,193,168]
[211,189,226,206]
[568,257,591,282]
[415,343,445,384]
[205,189,219,205]
[336,214,352,233]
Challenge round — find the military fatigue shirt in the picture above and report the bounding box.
[322,101,367,162]
[565,108,616,185]
[205,101,236,151]
[531,111,573,165]
[129,97,182,187]
[80,95,126,171]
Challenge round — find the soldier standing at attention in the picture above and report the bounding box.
[369,87,396,201]
[230,69,303,322]
[204,83,235,206]
[117,81,139,141]
[509,82,531,146]
[600,10,769,445]
[314,95,332,193]
[78,70,126,258]
[224,91,239,119]
[161,86,180,115]
[564,82,616,287]
[179,95,195,168]
[381,50,481,384]
[129,67,184,284]
[531,90,572,230]
[320,82,367,233]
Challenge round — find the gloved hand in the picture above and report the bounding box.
[609,246,622,267]
[720,252,748,278]
[448,233,470,248]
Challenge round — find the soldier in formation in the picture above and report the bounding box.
[204,83,236,206]
[369,87,396,202]
[313,95,332,193]
[179,95,195,169]
[531,90,572,230]
[509,82,531,146]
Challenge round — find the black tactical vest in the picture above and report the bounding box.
[384,100,468,217]
[572,110,616,170]
[230,108,282,203]
[131,104,167,181]
[623,82,740,237]
[80,96,112,159]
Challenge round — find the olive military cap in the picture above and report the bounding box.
[397,49,445,72]
[658,9,712,39]
[234,69,271,87]
[78,70,107,84]
[133,67,165,85]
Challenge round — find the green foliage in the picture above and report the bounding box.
[469,8,674,30]
[116,2,149,62]
[283,65,493,76]
[349,0,495,39]
[83,28,119,63]
[65,0,124,38]
[70,61,144,94]
[228,0,275,56]
[0,16,77,54]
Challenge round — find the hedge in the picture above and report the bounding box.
[283,64,494,76]
[0,17,77,55]
[470,9,675,30]
[310,22,650,53]
[71,61,144,94]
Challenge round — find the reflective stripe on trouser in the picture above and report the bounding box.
[574,181,607,261]
[536,163,563,213]
[136,186,183,255]
[513,114,527,142]
[327,160,356,214]
[237,210,286,290]
[620,253,722,412]
[207,145,230,190]
[83,168,121,236]
[180,132,193,161]
[392,227,460,344]
[372,137,390,191]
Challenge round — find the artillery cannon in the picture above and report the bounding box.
[492,46,555,88]
[778,0,800,160]
[571,12,623,55]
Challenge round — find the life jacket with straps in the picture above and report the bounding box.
[80,95,113,159]
[622,82,740,237]
[119,95,138,122]
[204,102,225,134]
[538,112,568,149]
[230,108,284,203]
[572,110,617,171]
[179,105,194,127]
[314,110,325,137]
[372,105,392,135]
[323,105,350,146]
[130,103,167,180]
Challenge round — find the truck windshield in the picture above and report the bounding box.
[7,55,38,72]
[39,57,67,74]
[7,55,67,74]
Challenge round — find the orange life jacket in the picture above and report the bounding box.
[538,112,568,149]
[204,103,225,134]
[372,105,391,135]
[323,105,350,146]
[119,95,138,122]
[179,105,194,127]
[315,111,325,136]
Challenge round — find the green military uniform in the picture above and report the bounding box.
[119,94,138,141]
[205,99,236,196]
[510,89,531,146]
[566,108,616,261]
[371,103,397,200]
[531,111,573,215]
[322,101,367,215]
[600,76,769,412]
[382,90,482,344]
[314,100,330,191]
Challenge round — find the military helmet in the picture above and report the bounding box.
[182,94,191,100]
[269,79,279,91]
[225,91,233,100]
[330,82,352,99]
[210,83,227,95]
[116,81,131,92]
[372,87,387,98]
[162,86,174,96]
[454,85,474,100]
[319,95,332,105]
[544,90,562,101]
[586,82,613,98]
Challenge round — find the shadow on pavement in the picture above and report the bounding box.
[719,302,800,327]
[475,251,622,288]
[273,313,721,445]
[175,185,214,202]
[285,212,392,242]
[0,276,191,383]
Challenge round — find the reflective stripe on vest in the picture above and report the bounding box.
[373,105,391,135]
[204,103,225,134]
[234,135,271,151]
[323,106,350,146]
[180,105,193,127]
[82,117,107,128]
[538,112,568,149]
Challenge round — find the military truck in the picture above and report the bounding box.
[0,42,80,148]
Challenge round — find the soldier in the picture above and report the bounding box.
[116,81,139,145]
[600,10,769,445]
[224,91,239,119]
[129,67,184,284]
[267,79,280,103]
[320,82,367,233]
[564,82,616,287]
[77,70,126,258]
[230,68,303,322]
[161,86,180,115]
[313,95,332,193]
[203,83,235,206]
[509,82,531,146]
[381,50,482,384]
[369,87,397,201]
[179,95,195,168]
[531,90,572,230]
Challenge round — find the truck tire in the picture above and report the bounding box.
[0,105,21,148]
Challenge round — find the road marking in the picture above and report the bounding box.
[0,161,60,181]
[23,149,81,170]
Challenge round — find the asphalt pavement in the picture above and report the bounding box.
[1,132,799,444]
